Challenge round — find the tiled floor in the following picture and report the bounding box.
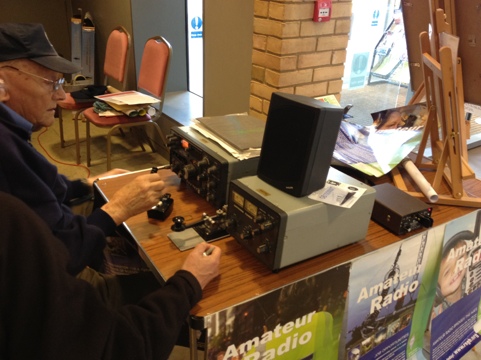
[33,90,481,359]
[32,114,169,180]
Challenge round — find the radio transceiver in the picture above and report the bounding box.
[226,167,376,271]
[167,126,260,208]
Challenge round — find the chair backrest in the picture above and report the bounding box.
[103,26,131,90]
[137,36,172,113]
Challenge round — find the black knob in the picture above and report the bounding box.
[207,165,218,174]
[225,217,236,228]
[205,192,216,202]
[255,215,265,223]
[260,221,273,231]
[206,180,217,189]
[240,227,252,240]
[166,135,180,148]
[171,216,186,231]
[251,228,261,236]
[257,244,269,254]
[197,157,209,168]
[183,164,197,179]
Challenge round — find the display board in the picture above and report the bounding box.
[205,210,481,360]
[403,0,481,106]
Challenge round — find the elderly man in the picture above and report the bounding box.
[0,22,221,309]
[0,191,220,360]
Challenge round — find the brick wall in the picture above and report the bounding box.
[250,0,352,118]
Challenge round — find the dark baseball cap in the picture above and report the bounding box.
[0,23,81,74]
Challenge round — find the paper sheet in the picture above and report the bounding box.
[308,179,366,208]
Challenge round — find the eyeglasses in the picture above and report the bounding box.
[0,65,65,91]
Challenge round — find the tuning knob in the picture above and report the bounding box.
[240,227,252,240]
[182,164,197,179]
[207,165,218,174]
[197,157,209,168]
[206,180,217,189]
[251,228,261,236]
[255,215,265,223]
[166,134,180,148]
[260,221,273,231]
[257,243,269,254]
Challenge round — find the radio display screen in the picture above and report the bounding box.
[232,191,244,207]
[245,199,257,217]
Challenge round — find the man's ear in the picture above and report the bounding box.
[0,79,9,101]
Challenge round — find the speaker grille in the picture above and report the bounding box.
[257,92,343,197]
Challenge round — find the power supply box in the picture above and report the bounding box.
[371,183,433,235]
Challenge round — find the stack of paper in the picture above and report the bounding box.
[94,91,159,117]
[192,113,266,160]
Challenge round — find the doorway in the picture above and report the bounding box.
[187,0,203,97]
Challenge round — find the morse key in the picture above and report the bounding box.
[147,193,174,221]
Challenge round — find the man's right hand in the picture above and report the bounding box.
[101,172,165,225]
[182,242,221,289]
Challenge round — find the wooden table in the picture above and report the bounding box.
[93,167,481,358]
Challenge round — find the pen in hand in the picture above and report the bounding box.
[203,246,215,256]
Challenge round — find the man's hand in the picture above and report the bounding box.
[101,172,165,225]
[182,242,221,289]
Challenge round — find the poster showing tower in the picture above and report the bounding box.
[341,230,433,360]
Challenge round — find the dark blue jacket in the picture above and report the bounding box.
[0,102,117,274]
[0,192,202,360]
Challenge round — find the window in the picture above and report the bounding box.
[341,0,410,127]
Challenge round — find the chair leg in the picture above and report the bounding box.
[137,128,147,152]
[73,110,82,165]
[145,135,156,152]
[58,106,65,148]
[106,129,114,171]
[58,107,83,164]
[151,122,168,150]
[86,120,91,167]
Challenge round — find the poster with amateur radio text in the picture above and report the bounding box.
[340,229,434,360]
[428,210,481,360]
[204,263,350,360]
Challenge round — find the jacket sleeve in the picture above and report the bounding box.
[0,129,117,274]
[0,192,202,360]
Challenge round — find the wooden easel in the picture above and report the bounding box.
[392,1,481,207]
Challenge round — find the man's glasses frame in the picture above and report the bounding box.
[0,65,65,91]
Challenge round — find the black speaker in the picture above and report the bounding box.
[257,92,343,197]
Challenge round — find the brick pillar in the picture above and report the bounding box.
[250,0,352,118]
